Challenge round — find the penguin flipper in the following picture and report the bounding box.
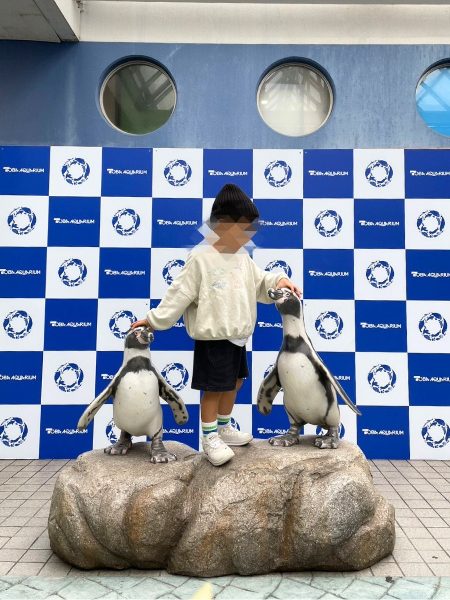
[77,385,113,430]
[329,376,362,416]
[257,367,281,416]
[153,368,189,425]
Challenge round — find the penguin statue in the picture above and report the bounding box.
[257,288,361,449]
[77,327,189,463]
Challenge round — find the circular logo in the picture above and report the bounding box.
[109,310,137,339]
[3,310,33,339]
[54,363,84,393]
[0,417,28,447]
[61,157,90,186]
[7,207,37,236]
[366,260,395,289]
[112,208,141,237]
[58,258,87,287]
[161,362,189,391]
[264,160,292,188]
[316,423,345,439]
[419,312,447,342]
[315,311,344,340]
[265,260,292,279]
[368,364,397,394]
[164,159,192,187]
[365,160,393,188]
[417,210,445,239]
[162,259,185,285]
[230,417,241,431]
[105,419,118,444]
[421,418,450,449]
[314,209,343,238]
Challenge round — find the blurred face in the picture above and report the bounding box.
[211,217,258,251]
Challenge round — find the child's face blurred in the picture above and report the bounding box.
[211,217,257,251]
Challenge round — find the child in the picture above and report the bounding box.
[131,183,301,466]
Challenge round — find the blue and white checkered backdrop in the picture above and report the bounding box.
[0,146,449,460]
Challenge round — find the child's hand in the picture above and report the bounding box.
[276,278,302,299]
[131,319,153,331]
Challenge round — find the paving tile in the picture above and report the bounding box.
[402,527,433,539]
[398,563,434,576]
[419,550,450,563]
[120,578,176,598]
[432,529,450,539]
[270,578,324,599]
[421,518,448,528]
[215,585,265,600]
[38,561,71,577]
[388,578,435,599]
[340,579,386,599]
[371,563,403,577]
[231,574,281,595]
[20,549,52,562]
[0,583,49,598]
[431,565,450,576]
[433,588,450,599]
[392,549,422,562]
[394,538,415,550]
[2,537,37,550]
[0,549,26,562]
[411,538,444,550]
[0,563,14,575]
[19,576,71,594]
[7,562,45,576]
[85,576,139,592]
[30,536,51,550]
[58,578,111,599]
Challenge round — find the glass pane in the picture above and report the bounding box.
[257,64,332,137]
[416,65,450,137]
[102,62,176,135]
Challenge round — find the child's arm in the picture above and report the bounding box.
[132,253,200,331]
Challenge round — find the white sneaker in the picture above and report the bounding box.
[202,432,235,466]
[218,423,253,446]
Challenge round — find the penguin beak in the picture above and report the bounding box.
[268,288,284,301]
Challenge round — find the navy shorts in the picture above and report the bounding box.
[191,339,249,392]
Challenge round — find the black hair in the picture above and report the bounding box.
[210,183,259,224]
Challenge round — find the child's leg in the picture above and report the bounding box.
[217,378,253,445]
[201,391,222,436]
[217,379,243,426]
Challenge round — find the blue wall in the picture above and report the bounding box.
[1,40,450,148]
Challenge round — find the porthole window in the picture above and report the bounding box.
[257,62,333,137]
[100,60,176,135]
[416,62,450,137]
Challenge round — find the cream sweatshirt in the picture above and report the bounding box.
[146,245,286,341]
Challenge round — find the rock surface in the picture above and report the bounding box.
[48,438,395,576]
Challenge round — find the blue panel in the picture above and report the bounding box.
[151,198,203,248]
[0,352,43,404]
[405,150,450,198]
[95,351,122,398]
[409,354,450,407]
[357,407,410,459]
[101,148,153,197]
[0,146,49,195]
[354,200,405,248]
[39,405,93,459]
[253,304,283,351]
[406,250,450,300]
[318,352,356,405]
[0,248,46,297]
[303,249,354,299]
[48,197,100,247]
[253,200,302,248]
[303,150,353,198]
[44,299,98,350]
[355,301,407,352]
[99,248,150,298]
[203,149,253,198]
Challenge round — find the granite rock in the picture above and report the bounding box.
[48,439,395,576]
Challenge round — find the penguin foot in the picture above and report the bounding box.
[150,450,177,463]
[104,440,132,455]
[314,436,338,449]
[269,433,299,447]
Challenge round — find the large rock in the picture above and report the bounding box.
[48,439,395,576]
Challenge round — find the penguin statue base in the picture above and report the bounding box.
[49,439,395,577]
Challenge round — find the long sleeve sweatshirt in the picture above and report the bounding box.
[146,245,286,341]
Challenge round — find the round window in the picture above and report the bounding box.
[416,63,450,137]
[100,60,176,135]
[257,62,333,137]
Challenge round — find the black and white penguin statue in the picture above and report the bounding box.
[257,288,361,449]
[77,327,189,463]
